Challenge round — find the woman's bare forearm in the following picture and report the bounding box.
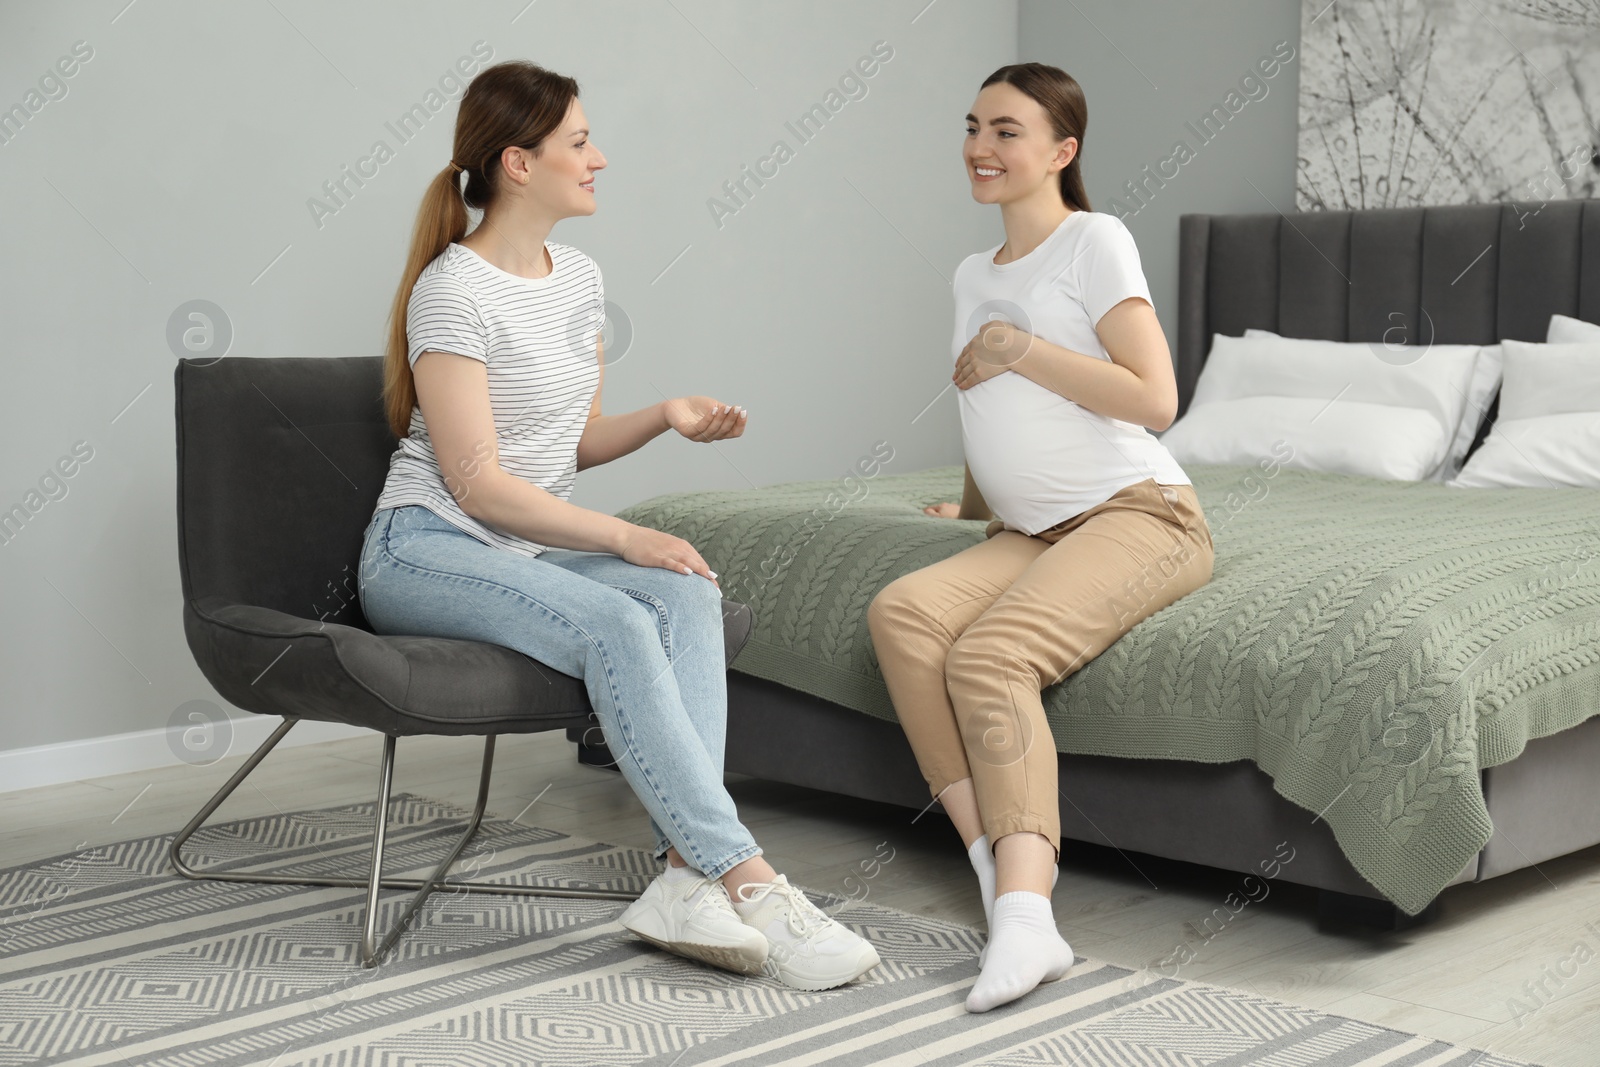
[1011,332,1170,428]
[576,402,671,470]
[460,469,638,554]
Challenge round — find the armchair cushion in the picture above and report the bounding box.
[184,594,754,737]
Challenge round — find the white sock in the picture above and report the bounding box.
[967,836,996,928]
[972,843,1060,966]
[661,861,698,882]
[966,891,1075,1013]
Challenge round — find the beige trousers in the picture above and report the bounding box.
[865,478,1215,858]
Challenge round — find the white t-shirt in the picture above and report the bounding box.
[952,209,1190,535]
[373,240,604,557]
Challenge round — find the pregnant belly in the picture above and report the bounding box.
[959,382,1109,516]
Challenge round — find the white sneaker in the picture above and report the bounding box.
[619,868,770,975]
[732,874,881,990]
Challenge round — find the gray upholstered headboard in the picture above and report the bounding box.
[1174,200,1600,443]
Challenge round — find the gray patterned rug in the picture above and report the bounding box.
[0,794,1539,1066]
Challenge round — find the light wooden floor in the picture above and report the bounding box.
[3,730,1595,1066]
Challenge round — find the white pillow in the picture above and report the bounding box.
[1169,332,1482,480]
[1448,414,1600,488]
[1449,339,1600,489]
[1160,396,1450,481]
[1547,313,1600,343]
[1242,328,1500,481]
[1497,339,1600,420]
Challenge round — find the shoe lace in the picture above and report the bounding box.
[737,879,829,938]
[685,879,735,922]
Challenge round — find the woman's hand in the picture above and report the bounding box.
[954,321,1029,390]
[664,396,748,442]
[923,502,961,518]
[617,524,719,589]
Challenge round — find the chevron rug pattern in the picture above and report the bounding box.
[0,794,1540,1066]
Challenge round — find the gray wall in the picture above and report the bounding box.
[0,0,1014,753]
[1019,0,1303,348]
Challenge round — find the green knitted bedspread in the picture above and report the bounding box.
[615,463,1600,913]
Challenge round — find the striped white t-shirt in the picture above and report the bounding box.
[373,240,603,557]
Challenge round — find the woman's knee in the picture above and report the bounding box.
[944,621,1013,681]
[646,569,725,639]
[943,623,1061,731]
[677,569,727,613]
[621,561,722,612]
[867,574,926,637]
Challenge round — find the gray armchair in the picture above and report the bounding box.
[171,355,755,966]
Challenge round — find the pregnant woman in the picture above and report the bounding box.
[867,63,1215,1013]
[358,59,879,991]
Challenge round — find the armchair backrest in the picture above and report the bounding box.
[174,356,397,632]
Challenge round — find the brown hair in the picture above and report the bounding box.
[979,62,1091,212]
[381,60,581,439]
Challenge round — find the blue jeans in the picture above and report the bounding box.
[356,504,763,880]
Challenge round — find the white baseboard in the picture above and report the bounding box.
[0,717,371,795]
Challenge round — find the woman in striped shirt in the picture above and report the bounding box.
[357,59,879,993]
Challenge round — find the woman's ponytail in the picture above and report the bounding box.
[380,61,580,440]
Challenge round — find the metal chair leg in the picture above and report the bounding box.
[168,717,643,969]
[360,735,398,966]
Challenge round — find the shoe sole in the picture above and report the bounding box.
[619,900,769,976]
[628,928,769,975]
[768,944,882,991]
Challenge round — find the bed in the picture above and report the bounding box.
[583,199,1600,924]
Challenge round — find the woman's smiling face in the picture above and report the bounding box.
[964,82,1076,205]
[527,97,607,218]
